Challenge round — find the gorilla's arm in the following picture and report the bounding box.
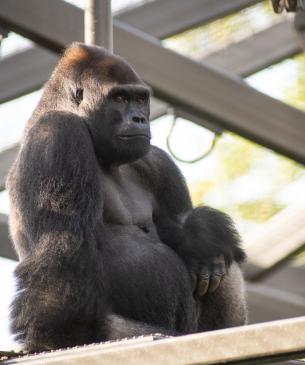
[148,147,192,250]
[9,111,106,351]
[149,147,246,295]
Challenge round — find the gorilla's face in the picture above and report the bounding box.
[56,43,152,166]
[86,83,151,165]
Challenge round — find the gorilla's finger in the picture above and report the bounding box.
[208,256,225,293]
[208,275,222,293]
[197,278,209,297]
[197,267,210,296]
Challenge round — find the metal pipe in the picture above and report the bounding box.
[85,0,113,52]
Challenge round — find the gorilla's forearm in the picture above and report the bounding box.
[10,111,102,250]
[179,206,246,265]
[8,111,107,351]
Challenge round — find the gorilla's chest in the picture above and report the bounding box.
[101,167,154,226]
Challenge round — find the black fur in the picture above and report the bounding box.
[7,43,247,352]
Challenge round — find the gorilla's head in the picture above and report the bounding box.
[49,43,151,165]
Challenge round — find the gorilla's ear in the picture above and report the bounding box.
[75,88,84,106]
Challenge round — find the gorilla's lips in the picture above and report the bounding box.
[118,133,150,141]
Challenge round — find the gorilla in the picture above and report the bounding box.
[7,43,247,352]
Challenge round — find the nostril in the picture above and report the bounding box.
[132,116,147,124]
[132,116,141,123]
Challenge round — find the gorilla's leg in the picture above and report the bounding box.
[104,314,179,340]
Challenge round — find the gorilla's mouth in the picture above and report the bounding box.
[118,134,150,141]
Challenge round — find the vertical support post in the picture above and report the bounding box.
[85,0,113,52]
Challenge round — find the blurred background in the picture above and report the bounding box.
[0,0,304,350]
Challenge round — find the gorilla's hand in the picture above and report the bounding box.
[188,255,226,296]
[179,206,245,297]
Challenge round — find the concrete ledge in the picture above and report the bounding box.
[4,316,305,365]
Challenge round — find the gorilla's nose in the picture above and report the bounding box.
[132,116,147,124]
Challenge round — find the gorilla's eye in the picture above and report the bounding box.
[136,96,146,104]
[75,88,83,106]
[113,95,128,104]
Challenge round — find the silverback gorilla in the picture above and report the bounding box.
[7,43,247,352]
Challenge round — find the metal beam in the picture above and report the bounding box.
[0,0,262,50]
[0,0,280,103]
[0,19,301,103]
[0,0,82,53]
[0,0,264,54]
[0,47,57,103]
[116,0,261,39]
[247,283,305,324]
[0,0,305,163]
[206,20,301,77]
[0,19,301,137]
[0,0,264,51]
[6,317,305,365]
[263,265,305,297]
[244,205,305,281]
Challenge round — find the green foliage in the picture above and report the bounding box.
[214,134,263,182]
[237,199,284,222]
[275,155,305,185]
[189,180,214,206]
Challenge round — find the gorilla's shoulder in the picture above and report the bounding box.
[131,145,184,188]
[132,146,173,173]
